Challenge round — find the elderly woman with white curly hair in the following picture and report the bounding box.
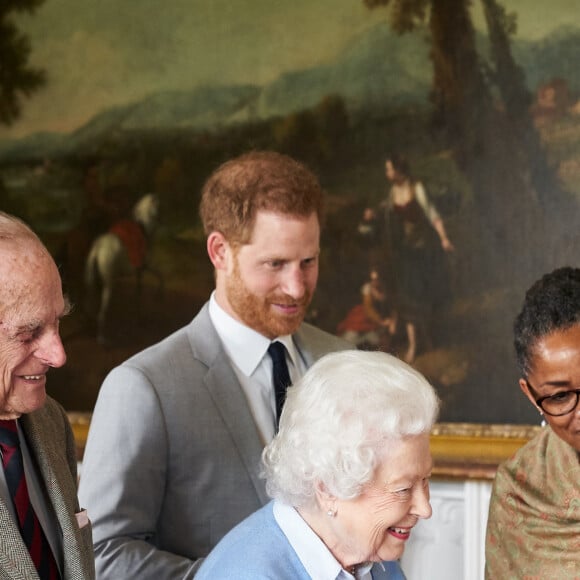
[196,350,439,580]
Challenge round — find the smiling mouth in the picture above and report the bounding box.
[272,302,304,313]
[388,526,411,539]
[21,375,44,380]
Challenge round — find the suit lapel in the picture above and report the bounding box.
[189,306,269,505]
[293,328,315,368]
[293,324,331,370]
[20,409,91,580]
[293,322,350,367]
[205,356,269,503]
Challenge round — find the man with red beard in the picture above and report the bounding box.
[79,151,352,579]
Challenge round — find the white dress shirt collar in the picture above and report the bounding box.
[209,293,305,443]
[273,500,373,580]
[209,292,300,374]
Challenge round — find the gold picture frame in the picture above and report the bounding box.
[68,413,541,479]
[430,422,541,479]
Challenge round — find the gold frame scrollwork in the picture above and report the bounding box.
[430,422,541,480]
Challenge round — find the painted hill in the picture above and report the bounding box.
[1,22,579,163]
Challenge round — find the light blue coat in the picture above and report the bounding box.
[196,502,405,579]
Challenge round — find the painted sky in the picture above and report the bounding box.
[4,0,577,138]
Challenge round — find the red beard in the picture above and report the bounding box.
[225,265,311,338]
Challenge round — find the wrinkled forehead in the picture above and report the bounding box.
[0,236,51,275]
[0,239,60,316]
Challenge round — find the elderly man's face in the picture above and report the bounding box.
[332,433,433,565]
[219,210,320,339]
[0,242,67,419]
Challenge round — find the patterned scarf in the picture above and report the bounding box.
[485,426,580,579]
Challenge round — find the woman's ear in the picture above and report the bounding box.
[519,378,542,413]
[314,481,337,515]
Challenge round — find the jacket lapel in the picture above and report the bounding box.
[189,306,269,505]
[206,355,269,504]
[20,409,92,580]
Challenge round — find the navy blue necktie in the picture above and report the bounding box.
[267,342,292,425]
[0,420,60,580]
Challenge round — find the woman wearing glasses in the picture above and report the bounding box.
[485,266,580,578]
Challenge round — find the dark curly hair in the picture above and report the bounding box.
[514,266,580,377]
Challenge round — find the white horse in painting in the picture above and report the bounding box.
[85,193,162,344]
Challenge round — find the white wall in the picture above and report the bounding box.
[400,479,492,580]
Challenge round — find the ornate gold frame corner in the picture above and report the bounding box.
[430,422,541,480]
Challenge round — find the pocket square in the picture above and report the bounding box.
[75,509,90,529]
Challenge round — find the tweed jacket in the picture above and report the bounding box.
[0,398,95,580]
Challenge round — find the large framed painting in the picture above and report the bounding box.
[1,1,578,464]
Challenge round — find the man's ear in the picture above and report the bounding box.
[207,232,229,270]
[519,378,541,413]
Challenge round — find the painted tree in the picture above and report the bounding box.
[0,0,46,126]
[362,0,567,273]
[480,0,568,217]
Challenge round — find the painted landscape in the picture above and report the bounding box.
[1,2,580,424]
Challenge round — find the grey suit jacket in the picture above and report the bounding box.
[0,398,95,580]
[78,303,350,579]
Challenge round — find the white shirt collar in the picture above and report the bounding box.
[209,292,300,376]
[273,500,373,580]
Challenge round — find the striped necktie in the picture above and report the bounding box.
[0,419,60,580]
[267,342,292,425]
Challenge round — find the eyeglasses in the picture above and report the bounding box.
[526,381,580,417]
